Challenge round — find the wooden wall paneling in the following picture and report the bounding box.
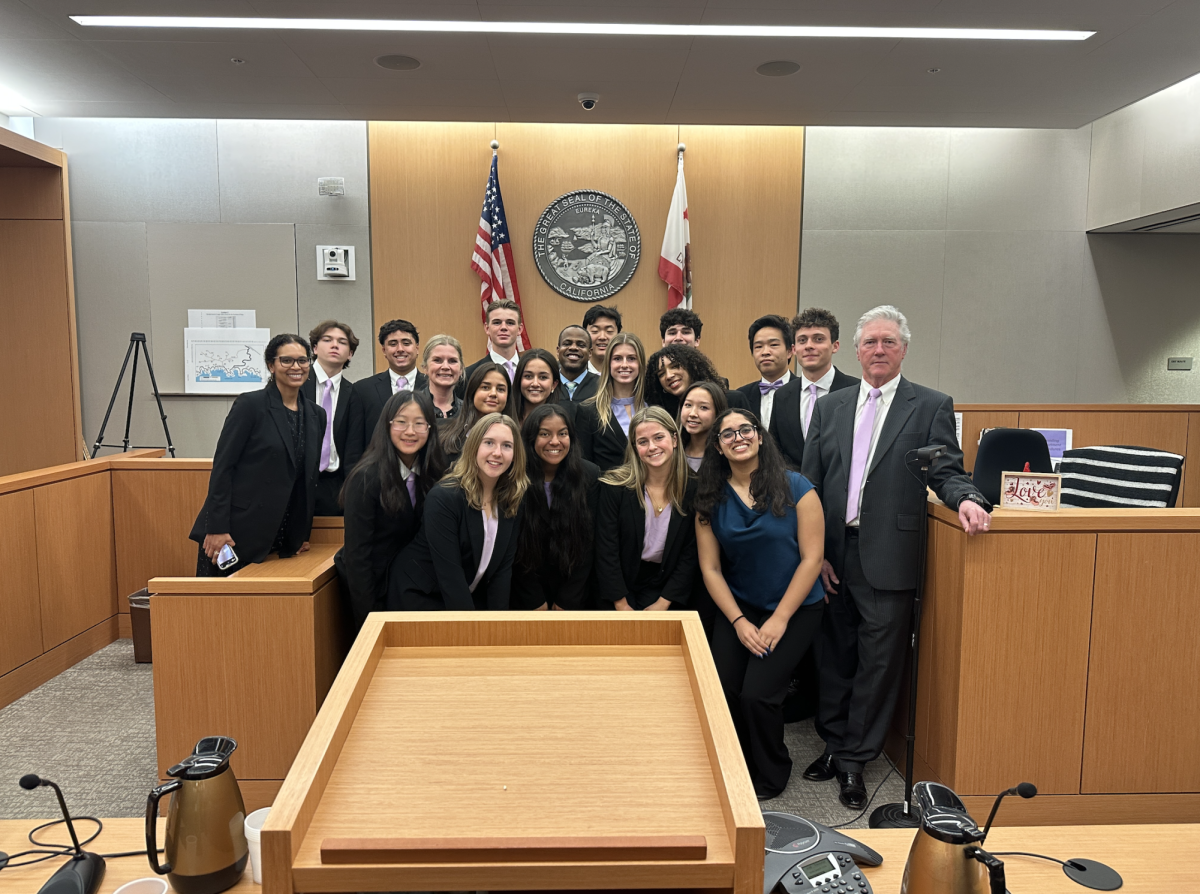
[495,123,677,365]
[60,160,84,461]
[1083,532,1200,793]
[958,411,1021,472]
[678,125,804,388]
[0,220,78,475]
[0,490,42,676]
[112,467,211,599]
[0,167,63,219]
[953,531,1095,795]
[34,472,118,651]
[368,122,497,370]
[1018,410,1189,457]
[1184,413,1200,507]
[915,519,966,787]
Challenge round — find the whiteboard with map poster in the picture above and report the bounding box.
[184,327,271,394]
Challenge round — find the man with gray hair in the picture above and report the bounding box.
[800,304,991,810]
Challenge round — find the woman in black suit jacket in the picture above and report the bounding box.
[575,332,648,471]
[389,413,529,611]
[334,390,447,632]
[595,406,698,610]
[190,334,326,576]
[513,404,601,610]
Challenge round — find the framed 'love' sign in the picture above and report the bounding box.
[1000,471,1061,512]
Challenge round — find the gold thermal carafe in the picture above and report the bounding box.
[901,782,1006,894]
[146,736,248,894]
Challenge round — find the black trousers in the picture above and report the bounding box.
[712,598,824,798]
[815,530,915,774]
[315,470,346,517]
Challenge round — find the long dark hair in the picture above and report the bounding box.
[516,404,592,576]
[509,348,565,422]
[442,362,512,455]
[695,408,793,524]
[644,344,723,408]
[340,390,446,514]
[678,381,728,454]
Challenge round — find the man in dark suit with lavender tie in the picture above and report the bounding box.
[800,304,992,809]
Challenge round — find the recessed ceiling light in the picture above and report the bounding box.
[68,17,1095,41]
[230,58,246,64]
[927,67,941,73]
[375,54,421,71]
[757,61,800,77]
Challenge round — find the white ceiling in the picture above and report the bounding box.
[3,0,1200,126]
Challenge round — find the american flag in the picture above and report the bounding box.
[471,154,531,350]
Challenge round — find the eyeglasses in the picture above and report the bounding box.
[390,420,429,433]
[274,356,311,368]
[718,424,758,444]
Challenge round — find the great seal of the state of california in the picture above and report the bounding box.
[532,190,641,302]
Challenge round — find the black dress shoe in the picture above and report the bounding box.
[837,771,867,810]
[802,753,837,782]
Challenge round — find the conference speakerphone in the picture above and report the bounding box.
[784,851,872,894]
[763,813,880,894]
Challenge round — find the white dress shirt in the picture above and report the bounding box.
[313,365,343,472]
[847,373,902,527]
[758,369,792,431]
[388,367,418,393]
[490,348,520,382]
[800,365,837,436]
[587,361,601,376]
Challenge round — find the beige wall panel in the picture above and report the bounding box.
[0,168,62,219]
[0,220,78,475]
[368,122,496,370]
[0,490,42,676]
[678,125,804,387]
[1018,410,1189,459]
[369,122,804,386]
[34,472,118,650]
[113,468,211,598]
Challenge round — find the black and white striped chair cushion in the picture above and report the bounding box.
[1059,445,1184,508]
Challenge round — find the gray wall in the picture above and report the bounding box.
[33,118,372,457]
[799,125,1200,404]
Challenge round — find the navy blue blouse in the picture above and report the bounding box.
[709,470,825,611]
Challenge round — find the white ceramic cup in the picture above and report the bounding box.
[244,806,272,885]
[113,879,169,894]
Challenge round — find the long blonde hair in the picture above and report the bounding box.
[585,332,646,433]
[600,406,691,512]
[442,413,528,517]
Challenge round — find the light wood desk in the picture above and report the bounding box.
[911,501,1200,825]
[1,818,1194,893]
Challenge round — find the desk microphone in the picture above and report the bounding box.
[18,774,105,894]
[980,781,1037,843]
[913,444,947,464]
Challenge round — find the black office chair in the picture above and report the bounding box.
[1059,445,1184,508]
[972,428,1053,505]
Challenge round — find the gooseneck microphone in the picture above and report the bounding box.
[980,781,1037,843]
[18,774,106,894]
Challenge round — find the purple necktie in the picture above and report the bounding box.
[395,375,409,393]
[319,379,334,471]
[504,359,516,383]
[803,383,819,436]
[759,379,784,395]
[846,388,882,524]
[406,472,418,506]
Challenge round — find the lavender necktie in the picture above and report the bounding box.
[846,388,882,524]
[319,379,334,471]
[505,359,516,383]
[395,375,409,393]
[803,383,819,436]
[406,472,418,506]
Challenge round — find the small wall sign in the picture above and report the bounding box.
[1000,471,1061,512]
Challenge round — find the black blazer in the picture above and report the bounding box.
[653,388,748,420]
[594,479,699,608]
[563,371,600,403]
[801,375,986,592]
[511,460,601,610]
[334,463,423,631]
[573,402,631,471]
[357,368,427,447]
[189,382,325,565]
[457,354,516,398]
[388,484,521,611]
[737,369,858,469]
[301,373,365,472]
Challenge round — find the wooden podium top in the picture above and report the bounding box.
[260,612,763,894]
[929,499,1200,532]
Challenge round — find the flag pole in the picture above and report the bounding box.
[491,139,499,156]
[677,141,686,164]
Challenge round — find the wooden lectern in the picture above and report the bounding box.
[261,612,764,894]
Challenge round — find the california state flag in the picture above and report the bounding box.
[658,157,692,309]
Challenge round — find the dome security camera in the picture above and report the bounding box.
[578,92,600,111]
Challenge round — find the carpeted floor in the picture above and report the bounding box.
[0,640,903,829]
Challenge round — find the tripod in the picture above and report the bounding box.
[868,443,946,828]
[92,332,176,458]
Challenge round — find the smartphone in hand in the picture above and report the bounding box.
[216,543,239,571]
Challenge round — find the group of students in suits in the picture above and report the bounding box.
[189,300,993,805]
